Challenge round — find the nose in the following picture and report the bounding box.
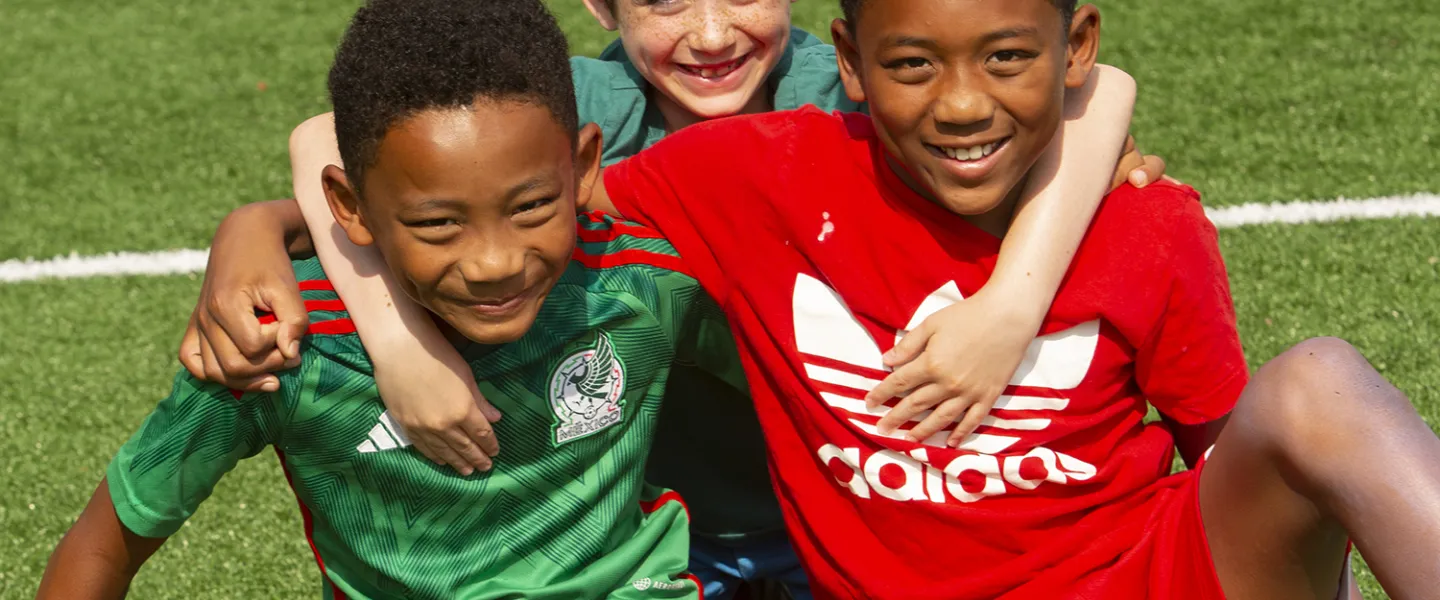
[931,70,996,129]
[457,233,526,287]
[688,2,736,56]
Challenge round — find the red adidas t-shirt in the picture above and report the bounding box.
[606,106,1248,599]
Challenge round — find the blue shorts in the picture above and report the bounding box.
[688,530,811,600]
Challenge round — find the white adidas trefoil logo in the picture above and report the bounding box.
[793,274,1101,504]
[357,410,413,453]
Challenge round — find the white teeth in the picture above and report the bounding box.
[690,60,741,79]
[941,141,1002,162]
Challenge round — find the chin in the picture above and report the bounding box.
[673,93,754,119]
[454,319,534,345]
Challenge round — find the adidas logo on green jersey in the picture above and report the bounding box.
[356,410,412,454]
[548,332,627,446]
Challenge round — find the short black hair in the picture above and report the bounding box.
[840,0,1078,34]
[328,0,578,192]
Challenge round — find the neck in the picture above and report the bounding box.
[654,89,773,134]
[883,154,1022,239]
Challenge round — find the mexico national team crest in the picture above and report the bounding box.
[548,332,626,446]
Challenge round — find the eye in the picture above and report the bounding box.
[986,49,1038,74]
[885,57,931,71]
[515,197,557,215]
[407,218,459,229]
[882,56,935,84]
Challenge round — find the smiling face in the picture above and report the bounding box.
[834,0,1098,233]
[593,0,793,130]
[323,100,602,345]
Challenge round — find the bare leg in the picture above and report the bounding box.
[1199,338,1440,600]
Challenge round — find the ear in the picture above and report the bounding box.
[1064,5,1101,89]
[582,0,619,31]
[831,19,867,105]
[573,122,604,212]
[321,165,376,247]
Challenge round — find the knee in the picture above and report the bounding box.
[1242,337,1405,453]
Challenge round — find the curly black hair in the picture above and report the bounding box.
[839,0,1078,34]
[328,0,578,192]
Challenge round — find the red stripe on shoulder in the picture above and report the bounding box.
[302,299,346,313]
[257,299,348,326]
[576,220,665,243]
[274,449,350,600]
[307,319,357,336]
[639,489,690,520]
[298,280,335,292]
[571,248,690,276]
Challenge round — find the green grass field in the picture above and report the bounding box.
[1,0,1436,597]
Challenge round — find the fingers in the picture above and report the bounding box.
[191,320,281,391]
[440,428,491,475]
[204,315,287,384]
[425,437,473,476]
[1129,154,1168,188]
[459,409,500,458]
[475,395,503,424]
[883,322,931,368]
[876,383,947,436]
[946,400,995,448]
[179,313,207,381]
[867,360,925,408]
[410,435,448,466]
[207,293,273,359]
[902,391,973,443]
[260,284,308,360]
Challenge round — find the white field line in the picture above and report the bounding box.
[2,194,1438,284]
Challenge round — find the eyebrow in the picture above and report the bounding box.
[503,174,557,201]
[883,26,1041,50]
[407,174,558,211]
[981,26,1041,44]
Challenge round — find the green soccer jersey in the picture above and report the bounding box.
[106,215,708,599]
[567,28,864,538]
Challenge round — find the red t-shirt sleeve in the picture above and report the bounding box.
[1134,187,1248,425]
[603,114,795,307]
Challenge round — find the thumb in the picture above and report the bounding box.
[469,385,504,423]
[884,321,931,367]
[264,286,309,360]
[1130,155,1166,189]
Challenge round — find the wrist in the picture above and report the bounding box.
[975,280,1049,329]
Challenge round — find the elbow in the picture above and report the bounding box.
[1092,65,1137,113]
[288,113,335,158]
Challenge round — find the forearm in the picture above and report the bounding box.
[37,481,164,600]
[288,114,453,357]
[993,64,1136,323]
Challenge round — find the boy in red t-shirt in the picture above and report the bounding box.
[593,1,1440,598]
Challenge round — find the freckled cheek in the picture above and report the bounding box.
[733,3,789,45]
[622,22,690,70]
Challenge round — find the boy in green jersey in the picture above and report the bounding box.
[38,1,709,597]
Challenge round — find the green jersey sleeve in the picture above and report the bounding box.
[105,371,286,538]
[771,27,865,114]
[570,54,662,167]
